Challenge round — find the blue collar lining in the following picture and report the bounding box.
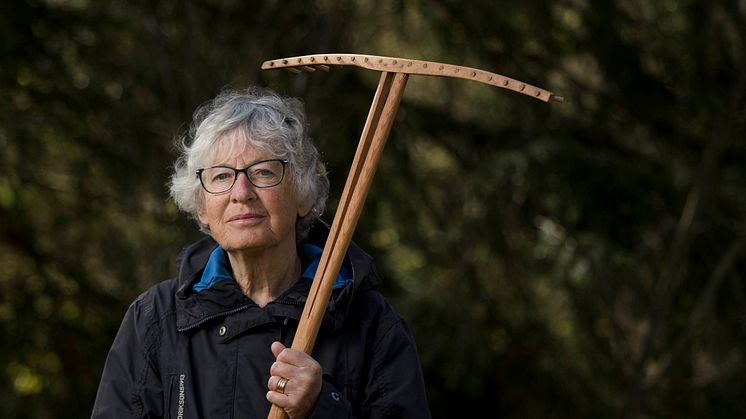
[192,243,353,293]
[299,242,353,289]
[192,246,232,293]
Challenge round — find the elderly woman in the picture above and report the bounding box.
[91,87,431,418]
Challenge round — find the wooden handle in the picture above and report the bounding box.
[262,53,562,103]
[266,72,410,419]
[263,51,558,419]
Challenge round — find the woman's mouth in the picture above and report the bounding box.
[228,213,264,223]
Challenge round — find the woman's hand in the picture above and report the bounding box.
[266,341,323,419]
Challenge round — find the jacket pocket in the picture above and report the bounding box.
[165,373,188,419]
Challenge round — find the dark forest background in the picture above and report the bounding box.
[1,0,745,418]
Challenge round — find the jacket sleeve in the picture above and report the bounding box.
[308,315,431,419]
[91,295,164,419]
[308,377,354,419]
[360,318,431,419]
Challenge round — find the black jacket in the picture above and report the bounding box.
[91,224,431,418]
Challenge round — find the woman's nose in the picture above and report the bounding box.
[230,172,257,201]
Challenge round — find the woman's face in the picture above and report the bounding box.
[197,134,310,253]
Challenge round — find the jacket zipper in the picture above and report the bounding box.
[273,298,306,307]
[177,297,309,333]
[176,304,252,332]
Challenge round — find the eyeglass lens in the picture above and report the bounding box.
[199,160,285,193]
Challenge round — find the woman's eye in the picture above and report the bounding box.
[212,172,233,182]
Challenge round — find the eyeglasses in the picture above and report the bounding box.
[196,159,288,194]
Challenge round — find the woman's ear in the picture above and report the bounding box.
[197,208,209,226]
[297,202,312,218]
[297,194,313,218]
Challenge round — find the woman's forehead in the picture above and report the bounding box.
[206,131,269,165]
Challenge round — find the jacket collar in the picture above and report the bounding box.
[173,222,378,332]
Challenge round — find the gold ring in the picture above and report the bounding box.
[276,377,289,394]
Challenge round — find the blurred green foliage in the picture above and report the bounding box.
[1,0,744,418]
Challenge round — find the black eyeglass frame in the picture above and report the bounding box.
[195,159,289,193]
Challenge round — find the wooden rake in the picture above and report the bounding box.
[262,53,562,419]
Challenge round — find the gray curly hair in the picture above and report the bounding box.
[169,86,329,240]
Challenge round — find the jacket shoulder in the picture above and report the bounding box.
[346,288,411,342]
[128,278,180,332]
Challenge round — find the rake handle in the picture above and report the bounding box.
[267,71,409,419]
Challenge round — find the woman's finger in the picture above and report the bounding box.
[272,342,320,368]
[267,375,289,393]
[270,361,299,379]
